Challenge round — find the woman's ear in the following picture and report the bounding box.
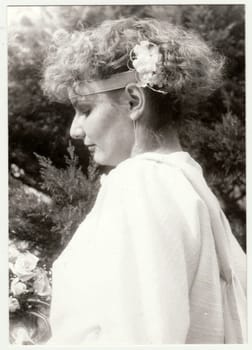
[124,83,146,121]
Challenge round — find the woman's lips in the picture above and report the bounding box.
[87,144,96,152]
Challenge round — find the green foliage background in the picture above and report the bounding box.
[9,5,246,266]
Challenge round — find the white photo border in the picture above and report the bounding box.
[1,1,251,349]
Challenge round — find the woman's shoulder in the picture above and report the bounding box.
[107,151,199,178]
[102,151,204,202]
[107,151,184,179]
[102,153,166,191]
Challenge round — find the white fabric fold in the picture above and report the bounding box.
[47,151,246,345]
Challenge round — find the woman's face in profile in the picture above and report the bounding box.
[69,90,135,166]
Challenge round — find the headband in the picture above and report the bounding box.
[74,71,138,96]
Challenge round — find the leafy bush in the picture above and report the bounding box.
[9,143,100,265]
[36,143,100,254]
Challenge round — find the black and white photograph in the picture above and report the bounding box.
[0,1,249,347]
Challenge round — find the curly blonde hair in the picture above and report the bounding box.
[42,17,224,115]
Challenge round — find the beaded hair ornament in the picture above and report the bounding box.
[74,41,176,96]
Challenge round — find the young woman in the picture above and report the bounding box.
[42,17,246,345]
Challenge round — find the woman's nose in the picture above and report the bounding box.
[70,115,85,139]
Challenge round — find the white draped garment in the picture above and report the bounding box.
[47,151,246,345]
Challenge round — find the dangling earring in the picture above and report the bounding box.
[133,119,138,147]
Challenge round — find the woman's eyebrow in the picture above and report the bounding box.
[71,94,94,106]
[76,101,93,109]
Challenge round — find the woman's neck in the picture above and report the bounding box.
[131,126,183,156]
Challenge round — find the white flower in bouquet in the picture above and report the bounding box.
[11,277,27,296]
[9,242,52,345]
[16,240,30,252]
[9,296,20,312]
[9,244,20,264]
[33,267,52,297]
[10,251,39,281]
[10,324,34,345]
[11,163,24,178]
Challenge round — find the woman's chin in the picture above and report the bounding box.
[93,151,120,167]
[93,152,109,166]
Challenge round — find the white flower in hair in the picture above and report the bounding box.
[131,41,162,85]
[130,41,167,94]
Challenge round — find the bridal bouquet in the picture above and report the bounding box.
[9,240,52,345]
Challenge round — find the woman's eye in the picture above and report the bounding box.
[83,109,91,116]
[78,108,91,116]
